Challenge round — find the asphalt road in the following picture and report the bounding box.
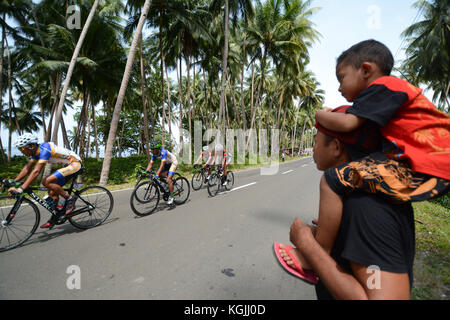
[0,157,322,300]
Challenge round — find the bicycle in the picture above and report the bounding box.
[130,168,190,216]
[0,174,114,252]
[191,164,215,191]
[135,166,181,187]
[207,165,234,197]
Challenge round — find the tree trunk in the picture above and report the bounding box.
[99,0,152,186]
[177,54,184,157]
[6,40,12,163]
[139,34,150,162]
[218,0,229,138]
[91,102,99,160]
[240,32,247,132]
[51,0,100,144]
[0,12,6,162]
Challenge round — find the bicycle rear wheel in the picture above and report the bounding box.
[225,171,234,191]
[130,181,160,216]
[68,186,114,229]
[173,176,190,205]
[191,170,204,191]
[0,196,40,252]
[207,173,221,197]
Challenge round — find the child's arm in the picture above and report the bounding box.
[315,109,366,132]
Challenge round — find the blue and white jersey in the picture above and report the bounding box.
[151,148,178,164]
[31,142,81,165]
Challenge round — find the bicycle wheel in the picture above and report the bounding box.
[0,196,40,252]
[173,176,190,205]
[191,170,204,191]
[130,181,160,216]
[225,171,234,191]
[68,186,114,229]
[207,173,221,197]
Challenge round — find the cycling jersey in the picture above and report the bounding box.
[151,148,178,164]
[31,142,81,164]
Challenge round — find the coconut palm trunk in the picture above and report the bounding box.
[139,33,150,162]
[51,0,100,144]
[99,0,152,186]
[218,0,229,139]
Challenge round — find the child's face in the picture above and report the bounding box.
[336,63,367,102]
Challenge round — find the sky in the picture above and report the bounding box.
[2,0,424,156]
[307,0,420,108]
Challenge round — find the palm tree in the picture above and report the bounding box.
[401,0,449,112]
[51,0,100,144]
[99,0,152,186]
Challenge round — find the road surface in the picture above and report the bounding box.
[0,157,322,300]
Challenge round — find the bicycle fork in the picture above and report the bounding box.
[1,197,25,227]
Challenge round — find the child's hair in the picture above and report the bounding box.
[336,39,394,75]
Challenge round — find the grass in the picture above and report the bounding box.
[411,194,450,300]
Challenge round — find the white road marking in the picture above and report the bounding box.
[281,170,293,175]
[301,164,308,167]
[218,182,257,195]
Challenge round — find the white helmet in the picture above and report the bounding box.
[14,133,39,148]
[202,146,209,151]
[215,143,223,152]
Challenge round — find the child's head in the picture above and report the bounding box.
[336,40,394,102]
[337,39,394,75]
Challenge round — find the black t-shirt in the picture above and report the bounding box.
[346,79,409,128]
[315,192,415,300]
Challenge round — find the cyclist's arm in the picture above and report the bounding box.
[20,161,46,190]
[146,160,154,172]
[14,160,36,183]
[194,154,202,165]
[207,153,216,166]
[156,160,166,176]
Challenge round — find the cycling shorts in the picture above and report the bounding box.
[51,162,82,186]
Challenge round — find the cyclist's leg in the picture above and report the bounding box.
[43,162,81,211]
[166,163,178,194]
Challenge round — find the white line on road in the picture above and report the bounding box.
[229,182,257,192]
[281,170,293,175]
[301,164,308,167]
[218,182,257,195]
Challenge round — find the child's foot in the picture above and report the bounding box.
[278,243,312,270]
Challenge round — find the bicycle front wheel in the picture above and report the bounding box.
[191,170,204,191]
[207,173,221,197]
[225,171,234,191]
[173,176,190,205]
[130,181,160,216]
[0,196,40,252]
[69,186,114,229]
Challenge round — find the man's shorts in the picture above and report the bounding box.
[51,162,83,186]
[162,162,178,176]
[324,152,450,203]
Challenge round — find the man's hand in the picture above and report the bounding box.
[8,187,23,196]
[289,219,316,250]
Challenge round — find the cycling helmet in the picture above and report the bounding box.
[14,133,39,148]
[150,141,162,149]
[215,143,223,152]
[202,146,209,151]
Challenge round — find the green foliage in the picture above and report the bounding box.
[430,192,450,210]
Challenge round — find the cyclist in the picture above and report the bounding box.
[193,146,213,181]
[8,133,82,229]
[146,141,178,205]
[212,143,232,186]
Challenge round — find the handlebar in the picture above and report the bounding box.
[1,179,24,193]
